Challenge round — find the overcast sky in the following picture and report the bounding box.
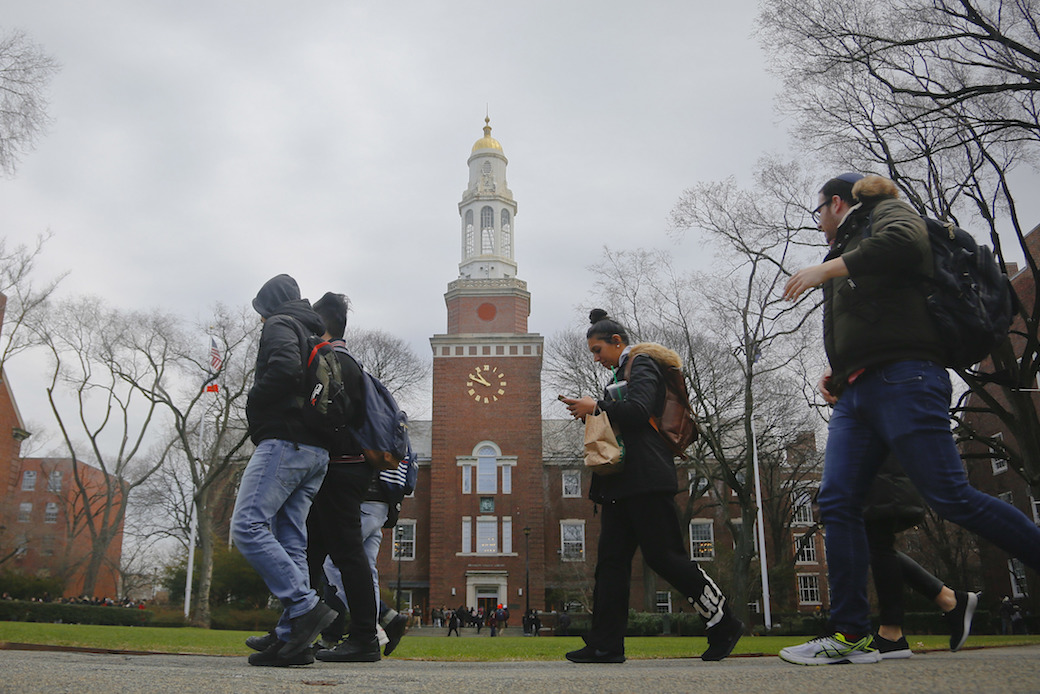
[11,2,1034,437]
[2,2,797,429]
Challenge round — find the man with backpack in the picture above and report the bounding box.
[284,291,384,664]
[232,274,337,667]
[780,174,1040,666]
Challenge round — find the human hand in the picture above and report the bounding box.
[817,367,837,405]
[560,396,597,422]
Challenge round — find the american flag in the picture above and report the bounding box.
[210,337,223,371]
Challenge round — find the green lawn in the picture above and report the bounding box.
[2,622,1039,660]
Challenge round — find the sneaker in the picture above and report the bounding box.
[315,638,381,663]
[245,630,278,652]
[946,591,979,652]
[248,639,315,667]
[383,613,409,656]
[281,601,336,659]
[872,633,912,659]
[779,633,881,665]
[702,611,743,661]
[565,645,626,664]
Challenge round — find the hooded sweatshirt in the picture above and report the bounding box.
[246,274,329,447]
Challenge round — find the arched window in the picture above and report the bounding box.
[500,209,510,228]
[481,206,495,254]
[477,445,497,493]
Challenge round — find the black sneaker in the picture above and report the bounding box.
[383,613,409,656]
[872,633,912,659]
[281,601,336,659]
[248,639,315,667]
[245,630,278,652]
[702,610,743,661]
[565,645,626,663]
[946,591,979,652]
[315,638,381,663]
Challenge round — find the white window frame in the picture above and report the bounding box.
[476,447,497,494]
[791,490,814,525]
[21,470,36,491]
[501,464,512,495]
[795,533,817,564]
[393,520,416,560]
[461,464,472,494]
[688,472,709,498]
[689,520,715,560]
[655,591,673,613]
[501,516,512,554]
[1009,558,1028,598]
[461,516,472,553]
[562,470,582,498]
[991,432,1009,475]
[560,520,586,561]
[476,517,498,554]
[797,574,821,605]
[18,502,32,522]
[47,470,62,493]
[44,502,58,524]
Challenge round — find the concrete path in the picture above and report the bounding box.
[0,644,1038,693]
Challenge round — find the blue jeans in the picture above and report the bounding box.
[231,438,329,640]
[820,360,1040,634]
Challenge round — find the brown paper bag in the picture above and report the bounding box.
[584,408,624,475]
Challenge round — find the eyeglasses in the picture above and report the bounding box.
[811,200,830,223]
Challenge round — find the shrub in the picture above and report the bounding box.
[0,600,150,626]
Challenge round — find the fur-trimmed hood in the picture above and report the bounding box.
[628,342,683,370]
[852,175,900,202]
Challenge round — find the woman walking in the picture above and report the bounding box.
[560,309,743,663]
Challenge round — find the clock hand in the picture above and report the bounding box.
[469,373,491,386]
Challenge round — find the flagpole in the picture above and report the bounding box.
[750,415,772,630]
[185,336,221,621]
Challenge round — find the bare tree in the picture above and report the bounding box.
[759,0,1040,495]
[343,327,430,398]
[37,297,175,596]
[0,28,59,176]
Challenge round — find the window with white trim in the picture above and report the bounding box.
[1030,494,1039,525]
[21,470,36,491]
[795,534,817,563]
[476,447,497,493]
[393,520,415,560]
[18,502,32,522]
[462,465,472,494]
[501,517,512,554]
[44,502,58,524]
[561,520,585,561]
[41,535,55,556]
[792,490,814,525]
[999,491,1014,505]
[462,517,472,553]
[798,574,821,604]
[655,591,672,613]
[47,470,62,493]
[476,518,498,554]
[502,464,511,494]
[689,520,714,559]
[991,432,1009,475]
[562,470,581,498]
[688,472,709,498]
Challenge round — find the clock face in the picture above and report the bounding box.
[466,364,507,404]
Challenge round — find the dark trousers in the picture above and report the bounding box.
[586,493,724,653]
[306,461,377,644]
[866,519,944,626]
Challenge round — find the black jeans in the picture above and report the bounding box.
[306,461,376,644]
[586,493,725,653]
[865,518,944,626]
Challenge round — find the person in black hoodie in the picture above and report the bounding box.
[232,274,336,667]
[560,309,743,664]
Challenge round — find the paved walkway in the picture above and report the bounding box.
[0,644,1037,693]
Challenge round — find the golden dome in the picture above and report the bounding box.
[471,116,502,153]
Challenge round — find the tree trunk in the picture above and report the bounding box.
[191,488,215,628]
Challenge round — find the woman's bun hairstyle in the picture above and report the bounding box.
[586,308,630,344]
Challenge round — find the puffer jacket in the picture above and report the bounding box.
[588,343,680,503]
[822,177,945,394]
[246,275,328,448]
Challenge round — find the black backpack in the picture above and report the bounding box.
[289,320,349,440]
[867,213,1015,369]
[919,217,1015,368]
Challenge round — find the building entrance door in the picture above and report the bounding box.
[476,587,499,617]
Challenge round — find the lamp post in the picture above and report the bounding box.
[523,526,531,619]
[395,532,402,612]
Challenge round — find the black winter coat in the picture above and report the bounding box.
[588,352,677,503]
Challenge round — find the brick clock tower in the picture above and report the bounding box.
[428,118,545,616]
